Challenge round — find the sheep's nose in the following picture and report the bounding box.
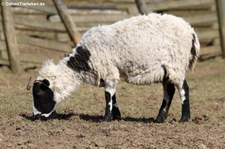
[40,116,48,121]
[32,114,41,120]
[32,114,49,121]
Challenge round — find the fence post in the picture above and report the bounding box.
[53,0,81,47]
[1,0,21,73]
[216,0,225,58]
[135,0,151,15]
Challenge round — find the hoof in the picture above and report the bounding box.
[104,113,112,122]
[155,111,167,123]
[154,116,165,123]
[32,114,41,121]
[112,107,121,120]
[179,115,190,123]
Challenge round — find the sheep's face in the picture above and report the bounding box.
[32,79,56,120]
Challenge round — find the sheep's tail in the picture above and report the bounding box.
[189,33,200,70]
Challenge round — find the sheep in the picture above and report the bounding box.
[31,13,200,123]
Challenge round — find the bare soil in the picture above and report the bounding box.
[0,58,225,148]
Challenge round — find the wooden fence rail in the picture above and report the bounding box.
[0,0,224,72]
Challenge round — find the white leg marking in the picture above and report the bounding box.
[105,87,115,111]
[108,99,113,111]
[180,89,186,104]
[105,80,117,112]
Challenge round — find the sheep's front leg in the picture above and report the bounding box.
[104,80,121,121]
[104,91,113,121]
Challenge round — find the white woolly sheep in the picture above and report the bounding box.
[31,13,200,123]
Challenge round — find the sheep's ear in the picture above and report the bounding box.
[42,79,50,87]
[39,79,50,91]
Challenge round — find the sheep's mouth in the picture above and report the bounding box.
[32,111,57,121]
[31,111,74,121]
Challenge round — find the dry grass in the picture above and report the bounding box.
[0,58,225,148]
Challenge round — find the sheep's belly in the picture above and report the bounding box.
[121,66,165,85]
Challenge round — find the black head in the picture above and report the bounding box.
[32,79,56,119]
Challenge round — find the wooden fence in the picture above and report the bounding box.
[0,0,224,72]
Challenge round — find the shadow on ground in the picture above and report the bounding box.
[20,112,156,123]
[20,112,75,121]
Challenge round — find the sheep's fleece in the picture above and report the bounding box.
[79,13,200,85]
[38,13,200,102]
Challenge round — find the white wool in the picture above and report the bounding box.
[38,60,82,103]
[80,13,200,86]
[37,13,200,102]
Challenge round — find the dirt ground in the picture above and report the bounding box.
[0,58,225,148]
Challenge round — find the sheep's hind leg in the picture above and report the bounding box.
[155,80,175,123]
[177,79,190,122]
[104,80,121,121]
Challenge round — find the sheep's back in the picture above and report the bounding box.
[80,13,196,84]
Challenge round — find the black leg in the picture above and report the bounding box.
[112,94,121,120]
[179,80,190,122]
[155,81,175,123]
[104,79,119,122]
[104,91,113,121]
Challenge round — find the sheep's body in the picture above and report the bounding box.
[33,13,200,122]
[79,13,199,86]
